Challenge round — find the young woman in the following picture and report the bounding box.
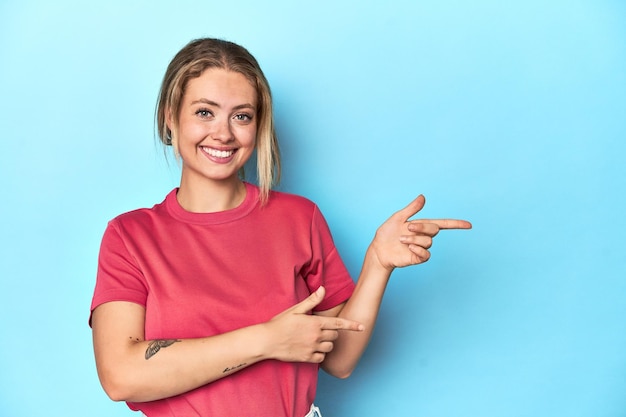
[90,38,471,417]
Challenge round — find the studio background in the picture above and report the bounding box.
[1,1,625,416]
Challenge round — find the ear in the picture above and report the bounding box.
[164,108,180,157]
[165,107,174,134]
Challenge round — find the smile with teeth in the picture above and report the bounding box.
[202,147,236,158]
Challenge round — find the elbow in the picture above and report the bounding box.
[98,368,140,402]
[100,375,131,402]
[333,370,353,379]
[104,387,128,403]
[321,363,355,379]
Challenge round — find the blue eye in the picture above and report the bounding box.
[234,113,253,122]
[196,109,213,118]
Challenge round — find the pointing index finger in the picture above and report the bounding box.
[411,219,472,230]
[321,317,364,332]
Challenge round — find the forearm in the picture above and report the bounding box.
[321,245,392,378]
[96,323,269,403]
[94,294,364,403]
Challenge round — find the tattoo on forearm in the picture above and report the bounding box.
[145,339,181,360]
[223,363,247,373]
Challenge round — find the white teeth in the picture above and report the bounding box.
[203,147,234,158]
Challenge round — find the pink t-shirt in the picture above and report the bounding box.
[91,183,355,416]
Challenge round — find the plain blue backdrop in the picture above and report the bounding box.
[1,1,625,416]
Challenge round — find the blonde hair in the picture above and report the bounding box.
[156,38,281,204]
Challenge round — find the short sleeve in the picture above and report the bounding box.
[89,221,148,322]
[303,205,355,311]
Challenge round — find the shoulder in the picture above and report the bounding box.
[261,189,334,232]
[107,190,173,231]
[266,189,318,213]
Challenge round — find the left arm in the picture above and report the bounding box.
[317,195,471,378]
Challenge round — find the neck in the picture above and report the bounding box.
[177,176,247,213]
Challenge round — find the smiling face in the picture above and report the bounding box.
[171,68,258,194]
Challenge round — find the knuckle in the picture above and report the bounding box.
[413,248,431,264]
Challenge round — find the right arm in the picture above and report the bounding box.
[92,287,362,403]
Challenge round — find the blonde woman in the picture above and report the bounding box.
[90,38,471,417]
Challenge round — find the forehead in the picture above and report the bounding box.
[184,68,257,105]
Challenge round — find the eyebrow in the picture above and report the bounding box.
[190,98,256,111]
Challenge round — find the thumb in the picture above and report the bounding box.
[393,195,426,222]
[292,286,326,314]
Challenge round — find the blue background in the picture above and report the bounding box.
[1,1,625,416]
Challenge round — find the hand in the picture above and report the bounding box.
[369,195,471,271]
[264,287,364,364]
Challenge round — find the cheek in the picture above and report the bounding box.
[239,125,258,147]
[178,122,206,142]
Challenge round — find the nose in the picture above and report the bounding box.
[210,117,234,142]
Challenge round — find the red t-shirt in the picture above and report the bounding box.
[91,183,355,416]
